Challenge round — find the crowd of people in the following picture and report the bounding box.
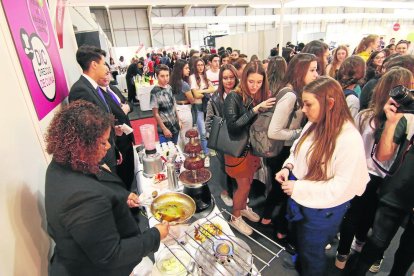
[44,34,414,275]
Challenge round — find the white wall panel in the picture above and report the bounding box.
[139,30,151,46]
[122,10,137,28]
[125,30,139,46]
[110,10,124,29]
[114,30,127,46]
[135,9,148,27]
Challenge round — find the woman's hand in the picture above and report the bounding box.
[281,180,295,196]
[275,168,289,183]
[126,193,140,208]
[254,97,276,113]
[155,221,170,240]
[384,98,403,125]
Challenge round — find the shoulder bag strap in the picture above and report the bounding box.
[371,133,414,176]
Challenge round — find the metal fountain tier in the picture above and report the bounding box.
[179,129,212,213]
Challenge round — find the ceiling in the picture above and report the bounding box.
[65,0,414,9]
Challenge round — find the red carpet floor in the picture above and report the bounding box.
[130,117,159,145]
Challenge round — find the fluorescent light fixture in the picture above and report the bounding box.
[250,0,414,9]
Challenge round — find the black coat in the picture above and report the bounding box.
[45,160,160,276]
[103,85,135,190]
[69,76,118,172]
[224,91,257,139]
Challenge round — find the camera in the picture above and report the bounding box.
[389,85,414,114]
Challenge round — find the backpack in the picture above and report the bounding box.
[344,89,358,98]
[250,87,298,158]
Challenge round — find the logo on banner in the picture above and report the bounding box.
[21,29,56,101]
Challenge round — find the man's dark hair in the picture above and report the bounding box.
[270,48,278,57]
[163,50,167,56]
[226,47,233,53]
[208,54,219,62]
[76,45,106,71]
[155,64,170,76]
[189,49,199,57]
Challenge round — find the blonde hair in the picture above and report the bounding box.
[356,34,379,54]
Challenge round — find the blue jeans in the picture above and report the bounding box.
[296,202,350,276]
[193,104,209,155]
[158,132,179,144]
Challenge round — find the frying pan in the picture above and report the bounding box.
[150,192,196,224]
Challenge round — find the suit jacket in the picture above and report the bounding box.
[69,76,118,171]
[105,85,135,145]
[46,160,161,276]
[103,86,135,189]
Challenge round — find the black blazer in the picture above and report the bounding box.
[46,160,161,276]
[69,76,117,171]
[69,75,110,113]
[104,85,135,145]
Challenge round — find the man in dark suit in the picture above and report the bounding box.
[69,45,122,175]
[98,68,136,191]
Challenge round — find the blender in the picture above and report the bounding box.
[140,124,163,177]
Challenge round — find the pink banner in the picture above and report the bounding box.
[56,0,65,48]
[1,0,69,120]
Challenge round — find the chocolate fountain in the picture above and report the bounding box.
[179,129,212,212]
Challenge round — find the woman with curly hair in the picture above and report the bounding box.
[275,77,369,275]
[45,100,169,276]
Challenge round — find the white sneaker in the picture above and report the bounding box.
[325,243,332,250]
[369,258,383,273]
[220,192,233,207]
[240,206,260,222]
[209,149,217,156]
[229,216,253,236]
[204,156,210,167]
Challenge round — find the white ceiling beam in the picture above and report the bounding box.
[216,5,228,16]
[250,0,414,9]
[152,12,414,25]
[183,5,192,16]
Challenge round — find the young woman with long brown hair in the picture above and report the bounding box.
[326,45,349,78]
[302,40,330,76]
[189,58,215,165]
[275,77,369,275]
[335,67,414,272]
[224,61,276,235]
[205,64,240,207]
[262,54,318,245]
[365,50,386,83]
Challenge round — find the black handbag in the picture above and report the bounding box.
[207,115,249,157]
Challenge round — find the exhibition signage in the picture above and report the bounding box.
[1,0,69,120]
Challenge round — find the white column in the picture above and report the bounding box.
[278,0,284,56]
[147,6,154,47]
[106,6,116,47]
